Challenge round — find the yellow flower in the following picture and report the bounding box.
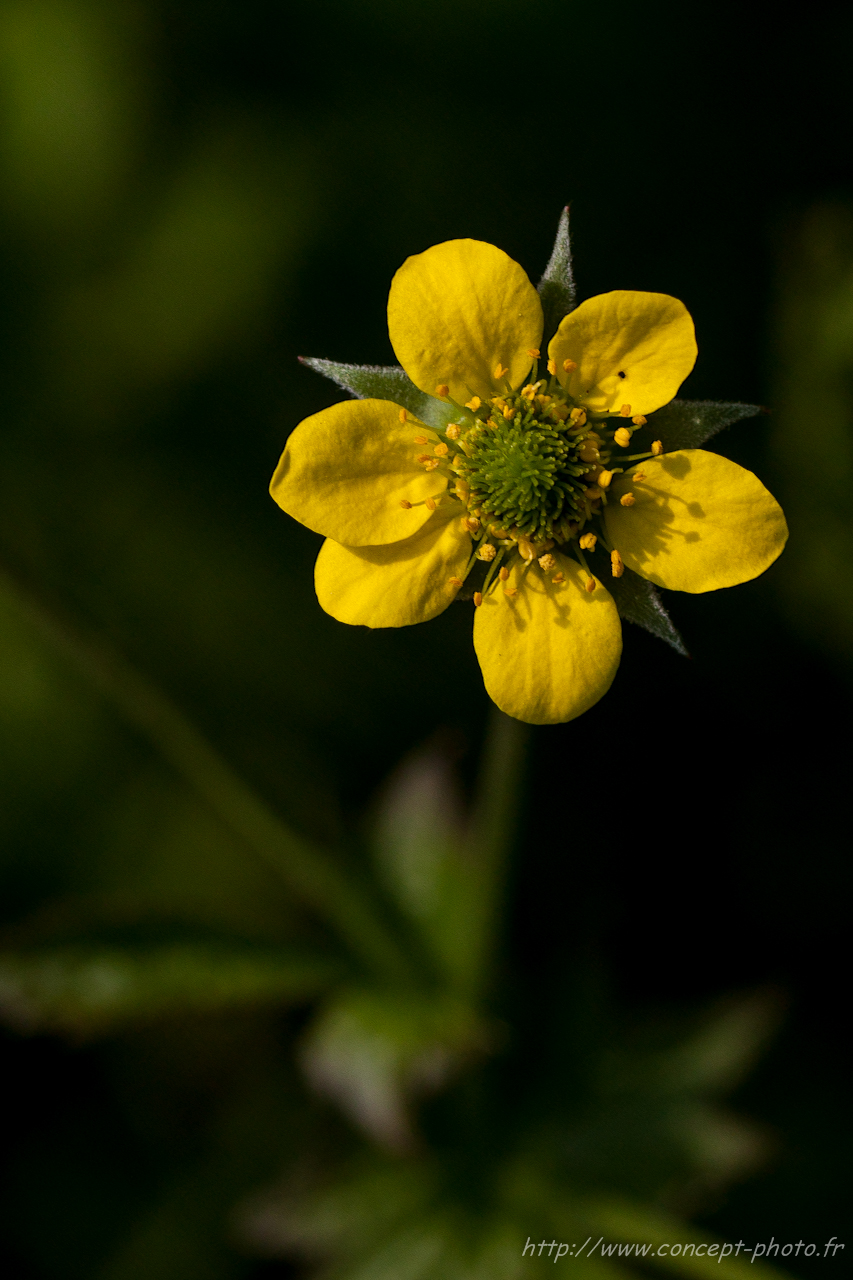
[270,238,787,725]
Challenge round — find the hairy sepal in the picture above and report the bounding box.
[606,567,689,656]
[299,358,461,431]
[647,399,764,450]
[537,206,577,349]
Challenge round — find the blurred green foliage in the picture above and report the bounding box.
[0,0,849,1276]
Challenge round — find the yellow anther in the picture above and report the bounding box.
[504,587,518,598]
[499,566,510,581]
[651,440,663,455]
[399,408,407,423]
[579,532,597,551]
[551,571,565,584]
[448,576,463,587]
[455,479,470,502]
[632,414,647,426]
[547,358,557,375]
[535,394,551,408]
[518,538,536,562]
[563,358,577,373]
[400,500,412,509]
[473,591,483,607]
[614,427,632,448]
[578,443,599,462]
[414,434,429,444]
[527,347,541,358]
[521,384,536,400]
[434,442,449,456]
[611,549,624,578]
[446,424,460,439]
[585,576,596,593]
[463,516,480,533]
[435,383,449,397]
[620,493,635,507]
[502,403,515,420]
[538,552,556,570]
[425,497,436,511]
[465,396,481,411]
[620,403,632,417]
[494,362,508,380]
[569,406,584,421]
[421,458,440,471]
[632,471,646,482]
[477,543,497,561]
[584,485,602,500]
[598,470,614,489]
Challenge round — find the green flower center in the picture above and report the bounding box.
[456,387,591,543]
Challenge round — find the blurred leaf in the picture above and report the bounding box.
[538,206,576,348]
[605,569,688,656]
[770,202,853,662]
[300,988,489,1151]
[0,0,144,232]
[647,401,763,450]
[0,942,338,1034]
[300,358,464,431]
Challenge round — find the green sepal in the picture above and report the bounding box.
[537,206,577,349]
[606,567,689,657]
[299,357,462,431]
[648,399,764,450]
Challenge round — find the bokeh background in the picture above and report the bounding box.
[0,1,850,1277]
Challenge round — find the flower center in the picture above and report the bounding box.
[457,387,591,544]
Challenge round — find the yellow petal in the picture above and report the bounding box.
[270,399,441,546]
[604,449,788,592]
[387,239,543,405]
[548,291,697,416]
[473,556,622,725]
[315,512,471,628]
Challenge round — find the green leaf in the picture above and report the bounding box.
[648,400,764,450]
[299,357,462,432]
[538,206,577,349]
[606,568,688,657]
[0,943,339,1034]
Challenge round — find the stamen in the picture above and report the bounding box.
[547,358,557,375]
[585,576,596,593]
[632,471,646,482]
[420,457,440,471]
[619,493,635,507]
[521,384,536,400]
[400,500,412,509]
[477,543,497,561]
[614,427,632,448]
[563,358,577,373]
[632,414,647,426]
[435,383,449,397]
[446,424,460,440]
[399,408,408,423]
[569,407,586,423]
[499,566,510,581]
[434,442,449,456]
[578,441,599,462]
[502,403,515,420]
[473,591,483,606]
[463,516,480,532]
[527,348,540,358]
[651,440,663,455]
[579,532,597,551]
[425,497,436,511]
[611,549,624,577]
[598,470,614,489]
[455,479,470,502]
[494,362,508,380]
[504,587,518,598]
[448,576,463,587]
[583,485,602,500]
[414,434,429,444]
[619,404,632,417]
[518,538,536,562]
[551,571,565,584]
[465,396,481,412]
[538,552,556,570]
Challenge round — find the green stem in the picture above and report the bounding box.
[0,564,409,981]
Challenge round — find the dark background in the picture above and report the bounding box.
[0,1,850,1276]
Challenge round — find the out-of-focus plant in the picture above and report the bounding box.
[0,567,787,1280]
